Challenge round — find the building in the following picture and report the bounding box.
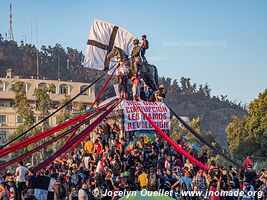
[0,69,95,150]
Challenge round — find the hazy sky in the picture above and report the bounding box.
[0,0,266,104]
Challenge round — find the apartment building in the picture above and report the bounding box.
[0,69,95,148]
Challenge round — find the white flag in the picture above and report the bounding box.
[84,19,136,70]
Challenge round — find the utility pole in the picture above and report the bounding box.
[36,17,39,79]
[31,21,32,44]
[37,50,39,79]
[57,51,60,80]
[8,2,14,41]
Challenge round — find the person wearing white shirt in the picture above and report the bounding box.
[15,161,29,200]
[78,183,89,200]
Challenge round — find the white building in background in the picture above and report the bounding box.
[180,116,190,123]
[0,69,96,154]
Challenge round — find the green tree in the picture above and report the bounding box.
[32,84,55,161]
[170,117,221,159]
[33,84,54,125]
[11,81,35,161]
[226,89,267,158]
[52,95,74,151]
[12,81,34,126]
[56,95,73,124]
[11,82,56,164]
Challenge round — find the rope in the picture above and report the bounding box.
[0,115,82,157]
[61,96,119,158]
[1,63,117,149]
[134,102,209,170]
[63,128,79,146]
[166,103,244,169]
[0,99,118,170]
[61,63,119,155]
[90,63,120,109]
[32,100,120,173]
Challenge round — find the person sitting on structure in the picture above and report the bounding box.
[149,85,166,102]
[140,86,146,101]
[131,74,141,101]
[130,39,142,77]
[141,35,149,63]
[157,85,167,101]
[116,71,128,99]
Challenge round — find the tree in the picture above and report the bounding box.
[33,84,54,126]
[12,81,34,127]
[11,82,57,164]
[11,81,35,161]
[52,95,74,151]
[226,89,267,158]
[56,95,73,124]
[203,83,211,97]
[170,117,221,160]
[32,84,55,161]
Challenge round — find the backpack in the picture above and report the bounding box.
[71,174,80,186]
[58,185,67,199]
[144,40,149,49]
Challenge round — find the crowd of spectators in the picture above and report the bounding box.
[0,120,266,200]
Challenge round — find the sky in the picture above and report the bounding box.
[0,0,266,104]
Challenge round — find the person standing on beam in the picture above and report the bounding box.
[141,35,149,63]
[130,39,142,77]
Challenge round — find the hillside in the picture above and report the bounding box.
[0,39,246,148]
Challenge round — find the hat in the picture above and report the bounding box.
[133,39,139,43]
[158,84,164,89]
[198,169,203,173]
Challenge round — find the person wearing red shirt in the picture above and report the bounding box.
[209,176,221,200]
[94,138,103,154]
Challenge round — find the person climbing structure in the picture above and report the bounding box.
[141,35,149,63]
[130,39,142,77]
[116,71,128,99]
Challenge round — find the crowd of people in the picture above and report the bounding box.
[0,118,266,200]
[0,35,266,200]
